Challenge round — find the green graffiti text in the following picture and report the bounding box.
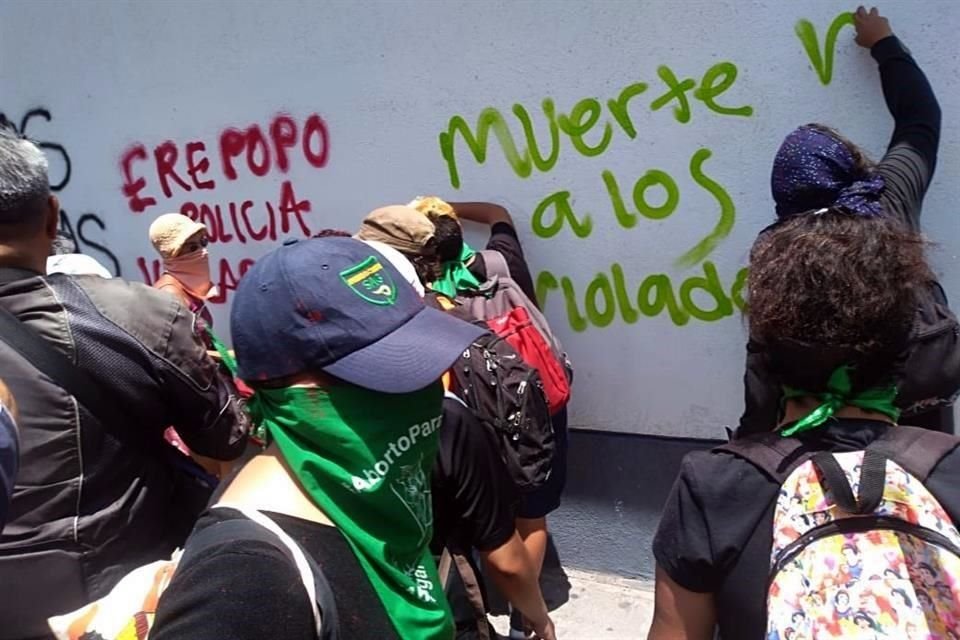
[673,148,736,268]
[795,12,855,86]
[537,260,745,331]
[439,62,754,188]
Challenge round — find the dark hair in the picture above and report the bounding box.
[805,123,875,176]
[891,588,912,607]
[748,209,931,391]
[427,214,463,263]
[312,228,352,238]
[853,612,875,626]
[383,235,442,285]
[0,126,50,232]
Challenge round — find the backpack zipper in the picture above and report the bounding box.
[769,515,960,586]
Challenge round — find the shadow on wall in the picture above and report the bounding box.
[551,430,719,581]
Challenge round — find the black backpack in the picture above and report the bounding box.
[449,329,555,492]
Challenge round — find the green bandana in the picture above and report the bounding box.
[430,243,481,298]
[205,326,238,375]
[781,365,900,437]
[248,382,453,639]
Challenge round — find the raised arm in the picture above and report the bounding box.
[855,7,941,164]
[448,202,513,227]
[855,7,941,228]
[449,201,541,305]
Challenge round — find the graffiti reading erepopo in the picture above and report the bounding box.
[438,12,851,333]
[119,112,330,303]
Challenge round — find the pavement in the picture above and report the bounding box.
[490,568,655,639]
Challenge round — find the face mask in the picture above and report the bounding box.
[248,382,454,639]
[163,248,214,299]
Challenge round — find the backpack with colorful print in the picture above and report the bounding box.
[720,427,960,639]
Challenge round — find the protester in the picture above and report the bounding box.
[739,6,959,435]
[0,379,18,532]
[650,206,960,638]
[0,126,250,638]
[152,236,489,640]
[432,392,556,640]
[149,211,253,474]
[369,236,555,640]
[148,213,218,341]
[46,230,113,278]
[355,205,442,286]
[410,197,569,640]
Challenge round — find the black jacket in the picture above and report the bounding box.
[0,268,249,638]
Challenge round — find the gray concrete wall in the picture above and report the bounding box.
[550,430,718,581]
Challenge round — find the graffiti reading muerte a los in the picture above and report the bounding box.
[119,112,329,303]
[439,60,751,332]
[438,12,852,332]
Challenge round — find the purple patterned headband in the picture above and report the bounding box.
[771,126,885,218]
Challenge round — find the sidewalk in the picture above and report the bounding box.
[489,568,655,639]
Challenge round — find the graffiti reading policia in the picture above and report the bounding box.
[438,60,753,332]
[119,112,330,303]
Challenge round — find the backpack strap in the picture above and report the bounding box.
[714,434,813,483]
[478,250,511,280]
[719,426,959,486]
[867,425,960,482]
[438,548,491,640]
[184,505,339,640]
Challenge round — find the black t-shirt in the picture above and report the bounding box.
[152,508,398,640]
[469,222,540,307]
[430,396,518,555]
[653,420,960,639]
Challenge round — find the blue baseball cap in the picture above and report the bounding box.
[231,236,485,393]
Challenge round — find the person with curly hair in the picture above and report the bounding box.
[739,6,960,436]
[649,203,960,638]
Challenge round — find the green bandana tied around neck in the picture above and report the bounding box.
[247,382,453,639]
[781,365,900,437]
[431,243,481,298]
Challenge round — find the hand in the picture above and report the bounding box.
[532,616,556,640]
[853,6,893,48]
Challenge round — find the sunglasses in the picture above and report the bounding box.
[181,236,209,254]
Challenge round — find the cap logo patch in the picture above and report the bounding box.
[340,256,397,305]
